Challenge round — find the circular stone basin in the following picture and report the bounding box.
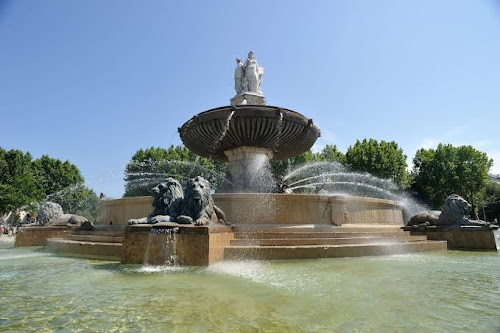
[95,194,404,226]
[179,105,321,161]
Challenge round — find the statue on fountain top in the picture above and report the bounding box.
[231,51,266,106]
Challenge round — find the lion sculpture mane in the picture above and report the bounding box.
[437,194,471,225]
[177,176,227,226]
[128,176,227,226]
[407,194,490,227]
[128,178,184,225]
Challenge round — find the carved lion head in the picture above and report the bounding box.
[152,177,184,216]
[183,176,214,219]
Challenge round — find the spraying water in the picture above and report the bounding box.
[282,161,428,220]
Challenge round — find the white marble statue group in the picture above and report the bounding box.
[234,51,264,95]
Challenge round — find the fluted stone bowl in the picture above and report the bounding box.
[179,105,321,161]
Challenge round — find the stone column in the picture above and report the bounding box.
[221,146,274,192]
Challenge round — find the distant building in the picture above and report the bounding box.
[489,174,500,183]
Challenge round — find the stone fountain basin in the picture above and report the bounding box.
[96,194,404,226]
[179,105,321,161]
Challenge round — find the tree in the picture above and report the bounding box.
[345,139,409,187]
[0,148,43,212]
[478,181,500,222]
[47,183,99,222]
[320,144,345,164]
[124,146,227,197]
[411,144,493,215]
[0,148,98,221]
[32,155,84,196]
[271,145,345,192]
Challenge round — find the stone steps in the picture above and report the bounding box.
[224,241,448,260]
[46,238,122,260]
[232,224,403,233]
[230,235,428,246]
[67,234,124,243]
[75,229,125,237]
[234,231,407,239]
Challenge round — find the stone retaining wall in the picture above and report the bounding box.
[15,226,71,247]
[410,228,498,251]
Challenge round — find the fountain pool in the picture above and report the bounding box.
[1,241,499,331]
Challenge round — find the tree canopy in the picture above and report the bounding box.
[478,181,500,222]
[345,139,409,188]
[411,144,493,213]
[32,155,84,196]
[0,148,98,221]
[0,148,42,212]
[271,145,345,190]
[123,146,227,197]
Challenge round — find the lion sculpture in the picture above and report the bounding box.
[176,176,227,226]
[437,194,471,225]
[128,176,227,226]
[128,178,184,225]
[406,194,489,227]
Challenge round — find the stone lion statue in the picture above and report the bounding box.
[176,176,227,226]
[406,194,489,228]
[128,178,184,225]
[437,194,471,225]
[406,210,441,226]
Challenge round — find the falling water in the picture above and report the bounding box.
[210,110,235,158]
[143,231,154,264]
[143,227,179,266]
[273,110,284,152]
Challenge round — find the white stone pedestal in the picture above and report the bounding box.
[221,146,274,192]
[230,92,266,106]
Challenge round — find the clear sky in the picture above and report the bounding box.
[1,0,499,198]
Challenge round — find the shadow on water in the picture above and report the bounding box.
[91,262,197,275]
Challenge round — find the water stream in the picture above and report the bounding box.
[283,161,428,219]
[143,227,179,266]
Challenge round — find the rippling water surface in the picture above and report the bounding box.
[1,238,499,331]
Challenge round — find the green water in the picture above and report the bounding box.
[1,237,499,332]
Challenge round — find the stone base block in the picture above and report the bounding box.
[224,241,447,260]
[46,238,122,260]
[408,226,499,251]
[15,226,71,247]
[230,93,266,106]
[121,224,234,266]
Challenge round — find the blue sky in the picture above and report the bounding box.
[1,0,499,198]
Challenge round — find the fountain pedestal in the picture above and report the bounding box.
[230,92,266,106]
[121,224,234,265]
[222,146,274,192]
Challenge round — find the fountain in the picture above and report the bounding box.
[177,52,406,228]
[31,52,453,263]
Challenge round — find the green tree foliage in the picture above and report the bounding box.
[345,139,409,187]
[0,148,42,212]
[0,148,98,221]
[411,144,493,213]
[321,144,346,164]
[32,155,84,196]
[271,145,345,190]
[124,146,227,197]
[478,181,500,222]
[47,183,99,222]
